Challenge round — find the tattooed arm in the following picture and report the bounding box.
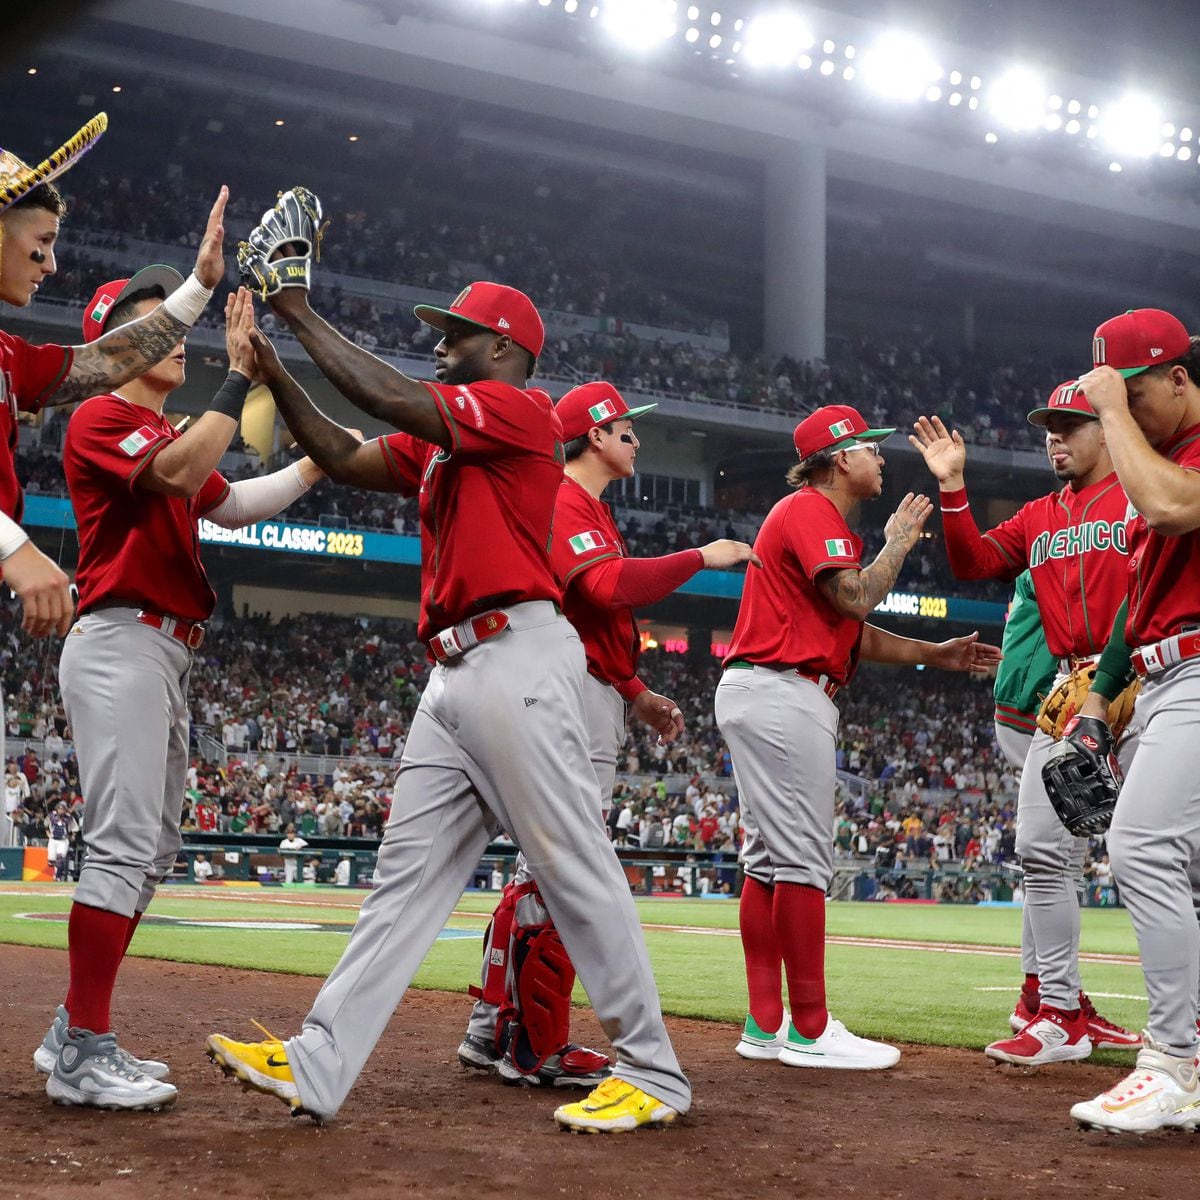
[46,186,229,406]
[817,493,932,621]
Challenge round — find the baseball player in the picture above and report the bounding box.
[457,380,757,1087]
[38,273,325,1112]
[1066,309,1200,1132]
[715,404,1000,1070]
[911,389,1141,1065]
[1,120,229,645]
[46,800,72,882]
[206,255,690,1132]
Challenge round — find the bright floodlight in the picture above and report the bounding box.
[860,33,941,102]
[988,69,1047,131]
[1100,93,1163,158]
[743,10,814,68]
[601,0,677,50]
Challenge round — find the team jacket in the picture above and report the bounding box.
[940,473,1128,659]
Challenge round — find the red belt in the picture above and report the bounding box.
[1131,632,1200,679]
[428,611,511,663]
[137,609,206,649]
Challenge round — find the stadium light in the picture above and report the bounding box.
[988,68,1047,132]
[742,10,813,68]
[600,0,678,51]
[1100,93,1162,158]
[860,33,941,102]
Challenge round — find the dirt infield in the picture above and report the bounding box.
[1,944,1196,1200]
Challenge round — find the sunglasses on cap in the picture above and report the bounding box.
[841,441,882,457]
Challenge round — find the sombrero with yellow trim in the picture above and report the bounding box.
[0,112,108,215]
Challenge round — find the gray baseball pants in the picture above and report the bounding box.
[285,602,689,1120]
[59,608,191,918]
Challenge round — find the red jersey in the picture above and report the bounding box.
[1126,423,1200,644]
[0,329,72,521]
[548,475,637,686]
[723,488,864,684]
[65,394,229,621]
[378,379,563,642]
[940,474,1128,659]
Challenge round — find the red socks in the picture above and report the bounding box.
[774,882,828,1039]
[63,903,135,1034]
[739,876,783,1033]
[123,910,144,955]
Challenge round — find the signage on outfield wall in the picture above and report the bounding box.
[21,496,1007,623]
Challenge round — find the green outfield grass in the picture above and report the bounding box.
[0,885,1148,1056]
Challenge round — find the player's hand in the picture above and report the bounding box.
[3,541,73,638]
[909,415,967,489]
[882,492,933,550]
[225,288,258,380]
[193,185,229,289]
[633,690,685,745]
[248,325,285,382]
[699,539,762,570]
[925,631,1003,674]
[1075,366,1129,416]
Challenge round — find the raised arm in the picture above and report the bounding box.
[248,319,408,491]
[264,290,447,445]
[49,187,229,406]
[817,493,931,621]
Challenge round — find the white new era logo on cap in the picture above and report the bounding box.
[497,317,510,329]
[1151,347,1164,357]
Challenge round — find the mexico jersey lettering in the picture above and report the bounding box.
[724,487,864,684]
[1126,423,1200,644]
[0,329,72,522]
[940,473,1128,658]
[548,476,637,686]
[378,379,563,642]
[65,394,228,621]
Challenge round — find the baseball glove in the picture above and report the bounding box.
[238,186,327,298]
[1041,715,1122,837]
[1035,665,1140,742]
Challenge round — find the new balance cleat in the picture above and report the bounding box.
[457,1034,502,1074]
[554,1078,679,1133]
[34,1005,170,1079]
[1080,993,1142,1051]
[206,1020,303,1113]
[986,1005,1091,1066]
[46,1028,178,1111]
[497,1042,611,1088]
[778,1016,900,1070]
[1071,1038,1200,1133]
[735,1012,791,1061]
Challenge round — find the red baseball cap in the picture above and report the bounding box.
[555,381,657,441]
[414,281,544,360]
[793,404,894,461]
[1092,308,1191,378]
[82,264,184,343]
[1027,379,1097,427]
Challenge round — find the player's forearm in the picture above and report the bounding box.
[260,358,369,482]
[144,411,238,497]
[827,538,909,620]
[274,300,448,446]
[861,624,929,665]
[1101,407,1200,535]
[1090,597,1134,703]
[204,462,314,529]
[939,489,1014,580]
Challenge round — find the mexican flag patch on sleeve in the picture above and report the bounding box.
[824,537,854,557]
[568,530,606,555]
[118,425,158,456]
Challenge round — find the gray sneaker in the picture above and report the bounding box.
[457,1034,501,1073]
[34,1006,170,1079]
[46,1029,178,1111]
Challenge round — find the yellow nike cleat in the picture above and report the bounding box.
[206,1020,303,1114]
[553,1077,679,1134]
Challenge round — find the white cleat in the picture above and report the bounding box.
[1070,1038,1200,1134]
[46,1029,178,1112]
[778,1015,900,1071]
[34,1005,170,1079]
[735,1011,791,1060]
